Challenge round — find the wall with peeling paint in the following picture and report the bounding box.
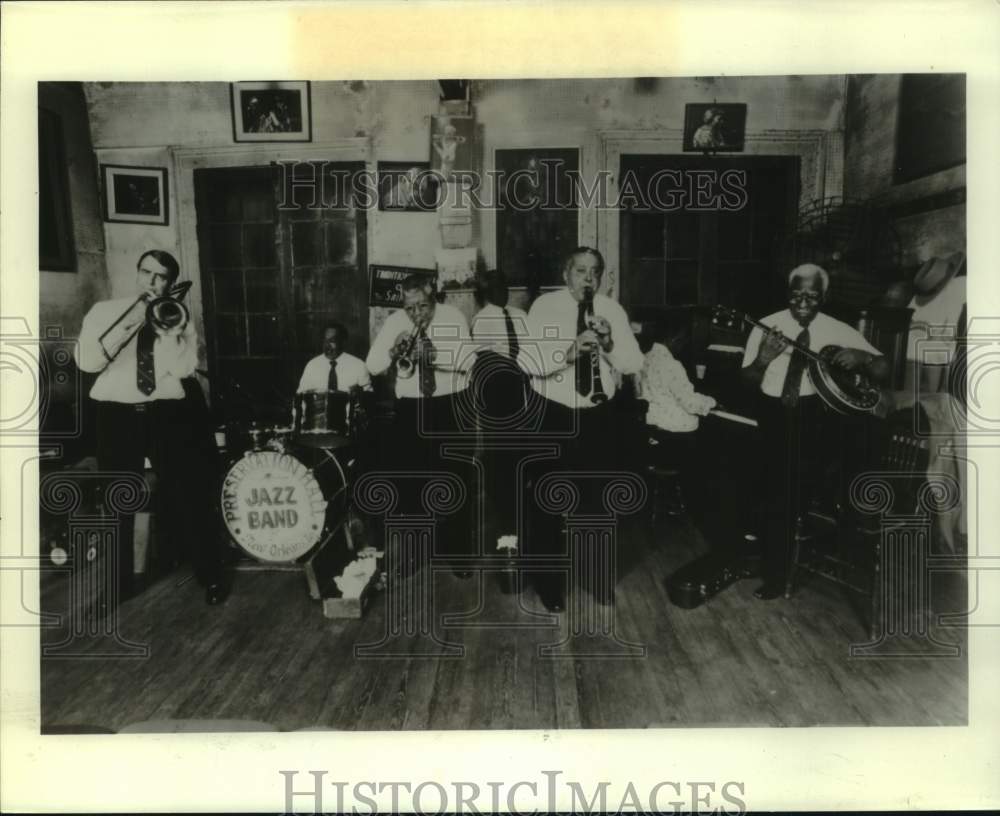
[65,78,847,376]
[39,83,108,425]
[843,74,966,272]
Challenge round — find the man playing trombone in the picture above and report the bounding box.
[76,250,226,606]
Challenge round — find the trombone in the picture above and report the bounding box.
[98,280,193,363]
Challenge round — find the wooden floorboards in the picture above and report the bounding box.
[40,515,968,732]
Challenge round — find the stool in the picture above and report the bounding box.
[645,461,685,530]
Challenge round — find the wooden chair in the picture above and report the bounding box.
[786,406,930,639]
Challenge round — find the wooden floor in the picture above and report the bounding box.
[40,515,968,732]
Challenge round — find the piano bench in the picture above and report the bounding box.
[645,463,685,530]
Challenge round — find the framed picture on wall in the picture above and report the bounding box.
[100,164,169,225]
[683,103,747,152]
[230,80,312,142]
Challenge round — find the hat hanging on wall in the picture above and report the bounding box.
[912,250,966,298]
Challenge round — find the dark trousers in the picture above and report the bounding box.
[387,393,475,558]
[470,352,532,542]
[94,386,223,595]
[526,398,625,598]
[756,395,831,587]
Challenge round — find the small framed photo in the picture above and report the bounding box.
[231,81,312,142]
[100,164,169,225]
[683,103,747,152]
[377,162,441,211]
[429,114,475,176]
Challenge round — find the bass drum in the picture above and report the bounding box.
[221,440,358,564]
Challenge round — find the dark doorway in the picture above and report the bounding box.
[194,162,367,424]
[619,155,799,329]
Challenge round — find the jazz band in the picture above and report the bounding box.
[78,246,889,613]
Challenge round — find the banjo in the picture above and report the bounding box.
[712,305,882,416]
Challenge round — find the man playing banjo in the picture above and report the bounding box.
[740,263,888,601]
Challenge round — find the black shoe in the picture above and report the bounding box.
[753,583,783,601]
[205,582,228,605]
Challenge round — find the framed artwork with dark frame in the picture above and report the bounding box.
[230,80,312,142]
[100,164,169,226]
[377,162,441,211]
[683,103,747,152]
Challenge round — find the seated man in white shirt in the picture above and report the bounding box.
[520,247,645,610]
[740,263,888,600]
[366,274,476,576]
[641,324,716,514]
[296,322,371,436]
[296,322,371,395]
[75,250,226,606]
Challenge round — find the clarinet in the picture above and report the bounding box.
[582,287,608,404]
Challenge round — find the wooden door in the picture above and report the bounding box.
[619,155,799,320]
[195,163,367,424]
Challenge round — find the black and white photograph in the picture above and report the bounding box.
[3,3,999,815]
[100,164,168,225]
[33,72,975,726]
[683,102,747,152]
[231,80,311,142]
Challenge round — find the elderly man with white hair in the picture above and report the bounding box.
[740,263,889,600]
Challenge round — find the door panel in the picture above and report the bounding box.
[619,155,799,321]
[195,162,367,425]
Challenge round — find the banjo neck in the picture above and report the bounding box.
[743,315,823,362]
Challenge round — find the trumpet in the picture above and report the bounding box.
[98,280,192,363]
[395,320,427,379]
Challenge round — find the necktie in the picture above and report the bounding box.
[419,335,437,398]
[503,307,519,360]
[575,300,592,397]
[780,328,810,407]
[136,322,156,396]
[327,359,338,392]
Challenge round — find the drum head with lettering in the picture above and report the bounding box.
[221,450,328,562]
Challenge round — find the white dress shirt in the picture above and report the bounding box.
[642,343,716,432]
[906,276,966,364]
[520,288,644,409]
[470,303,529,357]
[75,297,197,403]
[741,309,881,399]
[296,352,371,393]
[366,301,474,398]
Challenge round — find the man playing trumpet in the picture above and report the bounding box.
[366,274,477,575]
[76,250,226,606]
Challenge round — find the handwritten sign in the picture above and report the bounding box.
[368,264,437,308]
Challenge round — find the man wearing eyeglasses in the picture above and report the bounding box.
[740,264,888,600]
